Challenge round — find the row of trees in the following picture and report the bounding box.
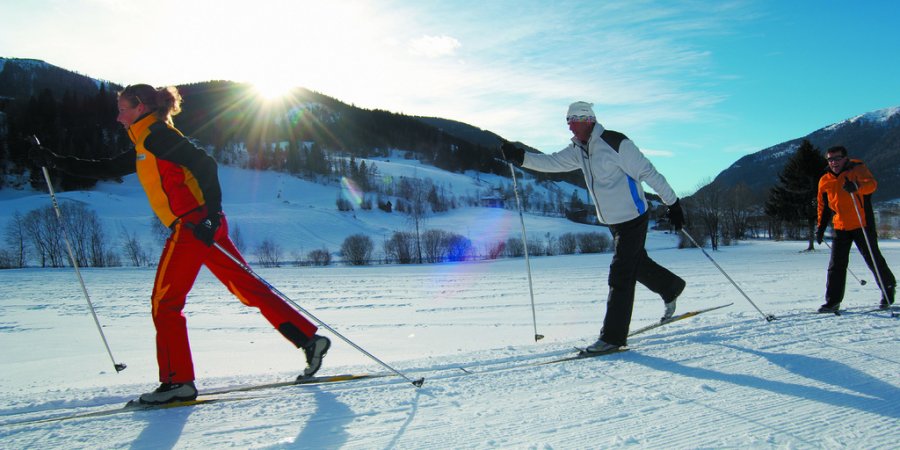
[338,230,615,266]
[0,201,617,269]
[2,203,118,269]
[682,139,897,250]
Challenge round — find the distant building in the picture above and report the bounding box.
[480,195,504,208]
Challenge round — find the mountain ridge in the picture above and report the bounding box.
[690,105,900,204]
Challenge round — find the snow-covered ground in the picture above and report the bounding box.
[0,157,596,262]
[1,238,898,448]
[2,157,898,447]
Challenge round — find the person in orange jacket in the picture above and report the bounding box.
[816,145,895,312]
[29,84,331,404]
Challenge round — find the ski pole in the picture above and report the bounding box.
[509,162,544,342]
[680,229,777,322]
[41,166,126,373]
[848,187,893,314]
[822,240,866,285]
[208,239,425,388]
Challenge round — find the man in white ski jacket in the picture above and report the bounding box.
[501,101,686,353]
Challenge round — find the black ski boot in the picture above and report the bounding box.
[303,335,331,377]
[880,285,895,309]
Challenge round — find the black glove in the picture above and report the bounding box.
[500,142,525,166]
[666,199,685,231]
[815,225,826,245]
[842,179,858,193]
[192,213,221,246]
[26,135,57,168]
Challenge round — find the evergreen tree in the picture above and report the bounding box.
[764,140,827,250]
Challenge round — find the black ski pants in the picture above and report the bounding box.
[601,213,686,346]
[825,227,896,306]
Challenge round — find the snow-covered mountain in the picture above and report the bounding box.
[693,106,900,202]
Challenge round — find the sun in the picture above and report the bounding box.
[250,78,298,101]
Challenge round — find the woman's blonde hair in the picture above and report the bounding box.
[119,84,182,125]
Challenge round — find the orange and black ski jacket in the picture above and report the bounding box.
[50,113,221,227]
[817,159,876,231]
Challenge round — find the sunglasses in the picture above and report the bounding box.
[826,155,845,162]
[566,115,595,124]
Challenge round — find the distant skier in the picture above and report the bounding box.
[500,101,686,353]
[815,145,895,312]
[29,84,330,404]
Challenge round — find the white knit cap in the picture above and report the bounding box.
[566,101,596,123]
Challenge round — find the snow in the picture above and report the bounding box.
[2,162,899,448]
[2,158,591,260]
[1,240,899,447]
[824,106,900,131]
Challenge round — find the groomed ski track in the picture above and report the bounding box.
[1,240,898,448]
[3,310,897,448]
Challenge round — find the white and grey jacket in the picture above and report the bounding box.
[522,123,678,225]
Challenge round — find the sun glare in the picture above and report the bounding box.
[251,79,297,101]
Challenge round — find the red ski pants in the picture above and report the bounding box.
[151,211,317,383]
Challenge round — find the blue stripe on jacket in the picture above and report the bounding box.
[627,176,645,214]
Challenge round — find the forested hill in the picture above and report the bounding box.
[1,57,558,192]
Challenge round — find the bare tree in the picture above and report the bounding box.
[0,249,15,269]
[558,232,578,255]
[527,236,546,256]
[399,176,429,263]
[120,224,150,267]
[150,215,170,248]
[544,232,557,256]
[505,237,525,258]
[341,234,373,266]
[231,224,247,254]
[256,238,282,267]
[384,231,416,264]
[422,229,451,263]
[445,234,472,262]
[24,206,64,267]
[577,232,611,253]
[690,178,724,250]
[307,248,332,266]
[19,203,109,267]
[723,183,755,243]
[4,211,28,268]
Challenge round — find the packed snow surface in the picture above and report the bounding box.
[1,238,898,448]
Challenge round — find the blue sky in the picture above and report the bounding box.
[1,0,899,194]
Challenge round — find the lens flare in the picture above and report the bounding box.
[341,176,364,206]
